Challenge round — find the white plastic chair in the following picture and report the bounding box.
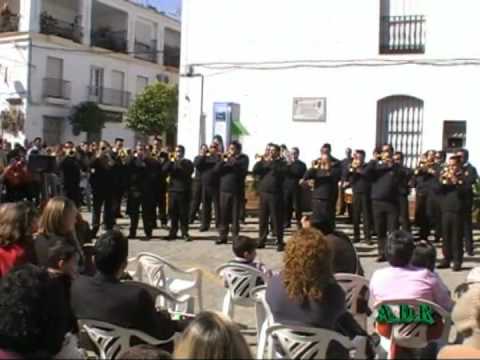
[79,319,175,359]
[216,263,267,319]
[259,324,358,359]
[334,273,370,331]
[128,252,203,313]
[373,298,452,360]
[250,285,274,358]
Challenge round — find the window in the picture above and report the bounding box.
[136,76,149,95]
[443,121,466,152]
[111,70,125,91]
[90,67,104,96]
[43,116,64,146]
[46,57,63,80]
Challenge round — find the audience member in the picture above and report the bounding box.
[174,311,252,359]
[71,230,181,353]
[34,197,83,267]
[266,228,369,358]
[370,230,453,311]
[438,286,480,359]
[0,264,70,358]
[0,202,38,277]
[120,345,171,360]
[411,239,436,271]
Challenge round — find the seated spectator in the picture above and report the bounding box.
[438,286,480,359]
[370,230,453,311]
[174,311,252,359]
[120,345,171,360]
[302,216,364,275]
[411,240,436,272]
[0,264,70,358]
[71,230,182,353]
[0,202,38,277]
[226,236,272,286]
[34,197,83,268]
[266,228,369,359]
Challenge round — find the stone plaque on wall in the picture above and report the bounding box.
[293,97,326,122]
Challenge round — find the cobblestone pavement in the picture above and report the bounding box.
[91,212,479,344]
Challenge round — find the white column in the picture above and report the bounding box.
[127,14,136,56]
[156,25,165,65]
[19,0,42,33]
[81,0,92,46]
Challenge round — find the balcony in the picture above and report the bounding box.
[43,78,71,100]
[380,15,426,54]
[91,29,127,53]
[88,86,131,108]
[0,13,19,32]
[163,45,180,68]
[134,40,158,63]
[40,12,82,43]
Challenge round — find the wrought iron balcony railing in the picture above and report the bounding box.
[40,12,83,43]
[43,78,71,100]
[88,86,131,108]
[380,15,426,54]
[134,40,158,63]
[91,29,128,53]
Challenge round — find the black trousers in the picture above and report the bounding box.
[169,192,190,237]
[218,192,241,241]
[189,179,202,222]
[283,186,302,228]
[154,187,168,226]
[259,192,284,246]
[352,192,371,241]
[239,183,247,223]
[372,200,399,257]
[92,190,115,234]
[463,197,474,254]
[398,195,411,232]
[442,211,464,264]
[127,193,154,237]
[201,185,220,229]
[416,193,430,239]
[311,198,332,225]
[64,183,81,207]
[112,186,125,217]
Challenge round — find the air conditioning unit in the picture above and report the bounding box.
[156,74,170,83]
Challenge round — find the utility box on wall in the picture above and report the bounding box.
[212,102,241,147]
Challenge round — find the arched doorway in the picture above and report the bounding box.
[376,95,424,168]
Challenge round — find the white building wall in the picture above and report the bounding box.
[178,0,480,166]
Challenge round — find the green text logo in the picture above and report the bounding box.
[376,304,435,325]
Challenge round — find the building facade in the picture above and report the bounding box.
[178,0,480,167]
[0,0,180,147]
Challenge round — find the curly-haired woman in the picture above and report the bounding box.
[0,202,38,277]
[266,228,369,358]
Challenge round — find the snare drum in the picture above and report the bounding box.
[344,188,353,204]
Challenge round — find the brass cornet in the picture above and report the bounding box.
[440,166,464,185]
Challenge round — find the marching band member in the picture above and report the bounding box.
[365,144,399,262]
[190,144,208,224]
[151,137,169,229]
[393,151,414,232]
[162,145,194,242]
[112,138,128,219]
[345,150,371,244]
[320,143,342,229]
[282,147,306,229]
[253,143,287,252]
[436,155,468,271]
[215,141,249,245]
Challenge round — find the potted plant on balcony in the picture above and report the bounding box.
[69,101,106,137]
[0,108,25,135]
[40,11,59,36]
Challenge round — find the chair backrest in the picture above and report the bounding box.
[133,253,168,288]
[216,263,267,307]
[374,298,452,349]
[334,273,370,316]
[79,319,170,359]
[265,324,354,359]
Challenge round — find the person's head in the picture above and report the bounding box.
[373,146,382,160]
[232,236,258,262]
[284,228,333,301]
[354,149,366,163]
[46,241,78,278]
[229,141,242,156]
[33,137,42,147]
[321,143,332,156]
[213,135,224,151]
[94,230,128,278]
[452,286,480,347]
[381,144,393,160]
[345,147,352,159]
[114,138,124,150]
[175,145,185,160]
[39,197,77,236]
[174,311,252,359]
[435,150,446,164]
[120,345,171,360]
[153,137,163,149]
[209,143,219,155]
[291,147,300,160]
[411,240,436,272]
[199,144,208,155]
[456,149,469,164]
[385,230,415,267]
[135,143,145,158]
[269,144,281,159]
[426,149,436,162]
[0,264,65,357]
[0,202,37,248]
[309,219,333,236]
[448,155,461,170]
[393,151,404,165]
